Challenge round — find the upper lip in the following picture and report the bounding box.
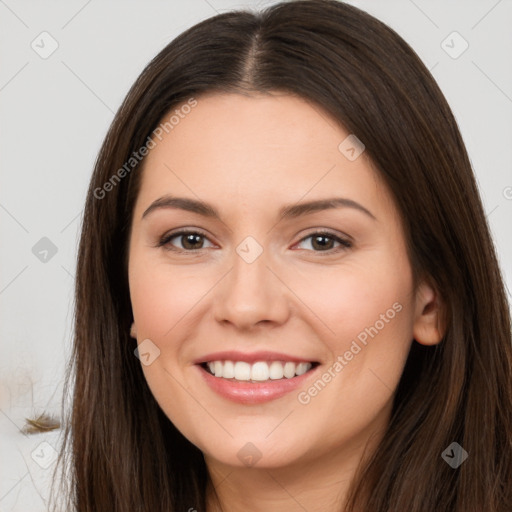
[194,350,319,365]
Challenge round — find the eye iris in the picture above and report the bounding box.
[182,233,203,250]
[312,234,334,251]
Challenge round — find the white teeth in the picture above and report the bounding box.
[223,360,235,379]
[204,360,313,381]
[295,362,310,376]
[251,362,269,381]
[269,361,284,380]
[234,361,251,380]
[283,361,296,379]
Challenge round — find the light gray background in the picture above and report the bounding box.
[1,0,511,510]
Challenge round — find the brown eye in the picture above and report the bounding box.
[295,232,352,252]
[158,230,214,251]
[180,233,205,250]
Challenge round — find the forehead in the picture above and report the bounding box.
[148,92,345,162]
[134,92,388,218]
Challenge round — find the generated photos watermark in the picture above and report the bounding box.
[94,97,197,200]
[297,301,403,405]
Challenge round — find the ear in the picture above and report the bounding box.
[413,281,445,346]
[130,322,137,339]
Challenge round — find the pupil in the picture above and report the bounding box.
[313,235,333,250]
[183,234,202,249]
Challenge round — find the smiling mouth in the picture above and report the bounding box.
[200,360,320,382]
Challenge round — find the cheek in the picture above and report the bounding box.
[129,253,206,339]
[330,280,410,351]
[290,257,413,348]
[292,272,414,435]
[290,252,415,404]
[316,269,414,402]
[128,255,203,425]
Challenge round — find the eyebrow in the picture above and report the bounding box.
[141,195,376,221]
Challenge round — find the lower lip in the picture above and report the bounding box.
[196,364,319,404]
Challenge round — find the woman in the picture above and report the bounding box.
[51,1,512,510]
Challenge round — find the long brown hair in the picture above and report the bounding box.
[49,1,512,510]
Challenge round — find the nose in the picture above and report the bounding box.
[212,243,291,330]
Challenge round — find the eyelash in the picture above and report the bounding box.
[156,229,352,255]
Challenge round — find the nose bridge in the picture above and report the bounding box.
[212,235,289,327]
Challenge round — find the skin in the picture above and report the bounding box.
[127,92,444,512]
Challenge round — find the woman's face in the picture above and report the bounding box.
[128,92,436,471]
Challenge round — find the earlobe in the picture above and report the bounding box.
[130,322,137,339]
[412,281,445,346]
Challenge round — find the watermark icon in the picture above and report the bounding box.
[503,186,512,200]
[297,301,403,405]
[134,338,161,366]
[31,31,59,59]
[93,97,197,200]
[441,442,468,468]
[441,31,469,60]
[338,134,365,161]
[32,237,58,263]
[237,442,262,467]
[236,236,264,264]
[31,441,58,469]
